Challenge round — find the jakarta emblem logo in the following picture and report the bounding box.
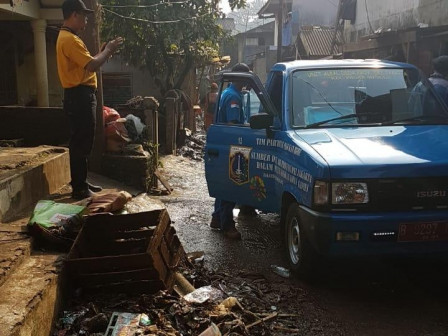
[229,146,251,185]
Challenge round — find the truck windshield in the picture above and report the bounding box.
[291,68,448,128]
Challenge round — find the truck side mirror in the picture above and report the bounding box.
[250,113,273,129]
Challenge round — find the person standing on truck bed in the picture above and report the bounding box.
[410,55,448,115]
[56,0,123,200]
[210,62,251,239]
[429,55,448,106]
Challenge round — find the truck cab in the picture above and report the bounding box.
[205,60,448,276]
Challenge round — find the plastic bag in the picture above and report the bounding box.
[28,200,85,231]
[183,286,224,304]
[28,200,86,250]
[105,118,131,152]
[125,114,145,135]
[103,106,121,124]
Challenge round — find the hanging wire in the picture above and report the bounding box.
[103,7,213,24]
[101,2,189,9]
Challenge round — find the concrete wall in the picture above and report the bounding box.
[344,0,448,43]
[0,107,69,146]
[102,57,162,101]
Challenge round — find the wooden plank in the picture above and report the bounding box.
[170,240,185,269]
[164,226,176,247]
[85,210,164,232]
[85,239,149,257]
[66,253,153,274]
[81,280,166,294]
[159,238,172,269]
[147,210,171,255]
[76,268,160,286]
[154,170,173,193]
[151,252,168,283]
[96,227,155,240]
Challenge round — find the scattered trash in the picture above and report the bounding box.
[27,200,86,250]
[80,313,108,333]
[198,322,222,336]
[177,129,205,161]
[138,313,151,326]
[124,193,165,213]
[270,265,291,278]
[173,271,196,297]
[54,263,318,336]
[220,296,240,309]
[104,312,141,336]
[86,191,132,214]
[187,251,205,264]
[183,285,224,304]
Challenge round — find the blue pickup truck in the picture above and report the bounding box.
[205,59,448,276]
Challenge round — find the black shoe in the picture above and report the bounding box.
[72,189,95,200]
[87,182,102,192]
[210,217,221,229]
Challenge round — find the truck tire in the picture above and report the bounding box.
[284,203,319,277]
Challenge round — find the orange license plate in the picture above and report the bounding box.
[398,221,448,242]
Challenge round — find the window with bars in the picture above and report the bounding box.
[102,72,133,108]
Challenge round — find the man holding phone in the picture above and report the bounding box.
[56,0,123,199]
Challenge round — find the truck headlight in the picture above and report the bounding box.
[313,180,329,205]
[332,182,369,204]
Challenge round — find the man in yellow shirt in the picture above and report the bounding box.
[56,0,122,199]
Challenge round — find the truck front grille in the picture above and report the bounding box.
[367,177,448,212]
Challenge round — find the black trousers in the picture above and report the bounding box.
[63,85,97,193]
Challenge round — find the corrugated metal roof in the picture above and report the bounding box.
[298,26,342,57]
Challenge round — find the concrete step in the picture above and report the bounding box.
[0,232,31,288]
[0,146,70,223]
[0,252,63,336]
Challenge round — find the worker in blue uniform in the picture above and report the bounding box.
[210,63,251,239]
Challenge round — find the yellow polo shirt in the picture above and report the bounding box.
[56,29,97,89]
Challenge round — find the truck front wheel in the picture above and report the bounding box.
[284,203,319,277]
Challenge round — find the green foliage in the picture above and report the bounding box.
[138,126,159,191]
[100,0,245,94]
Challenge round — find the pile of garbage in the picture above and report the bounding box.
[177,128,206,161]
[27,191,135,251]
[104,106,149,155]
[53,253,324,336]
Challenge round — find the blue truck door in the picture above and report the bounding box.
[205,72,280,212]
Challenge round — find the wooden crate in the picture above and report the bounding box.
[65,209,184,293]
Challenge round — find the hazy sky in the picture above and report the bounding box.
[219,0,231,14]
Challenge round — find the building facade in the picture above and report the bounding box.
[0,0,65,107]
[342,0,448,74]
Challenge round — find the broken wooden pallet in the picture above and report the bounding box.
[65,209,185,293]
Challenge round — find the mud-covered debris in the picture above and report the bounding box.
[177,127,206,161]
[270,265,291,278]
[80,313,108,333]
[53,260,329,336]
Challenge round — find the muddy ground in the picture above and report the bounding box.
[156,154,448,336]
